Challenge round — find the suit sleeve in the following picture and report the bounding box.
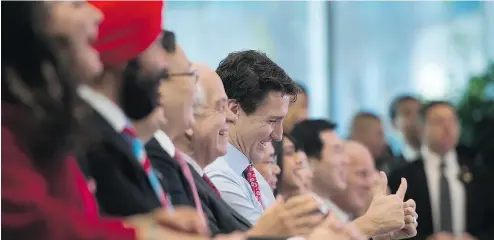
[1,130,136,240]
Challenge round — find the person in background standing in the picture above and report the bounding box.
[389,101,494,240]
[389,95,422,163]
[349,111,402,174]
[283,83,309,133]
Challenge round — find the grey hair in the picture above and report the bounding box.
[193,82,206,115]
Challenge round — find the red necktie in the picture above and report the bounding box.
[202,174,221,197]
[175,150,204,216]
[243,164,262,206]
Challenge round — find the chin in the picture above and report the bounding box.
[216,146,228,157]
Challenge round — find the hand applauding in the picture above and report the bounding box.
[307,214,366,240]
[249,194,325,237]
[124,206,209,240]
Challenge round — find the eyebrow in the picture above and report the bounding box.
[270,115,285,121]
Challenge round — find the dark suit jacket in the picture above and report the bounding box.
[145,137,195,208]
[191,164,252,234]
[146,138,252,235]
[77,111,163,217]
[389,149,494,240]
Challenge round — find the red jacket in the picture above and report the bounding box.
[1,104,136,240]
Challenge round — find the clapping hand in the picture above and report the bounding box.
[308,214,366,240]
[249,194,325,237]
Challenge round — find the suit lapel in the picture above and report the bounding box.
[91,112,146,174]
[411,160,435,235]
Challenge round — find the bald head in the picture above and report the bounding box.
[332,141,376,216]
[186,63,233,164]
[345,141,374,167]
[192,63,226,111]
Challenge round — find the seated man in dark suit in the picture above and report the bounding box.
[389,101,494,240]
[77,7,174,217]
[147,62,334,237]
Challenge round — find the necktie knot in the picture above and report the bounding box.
[122,125,138,139]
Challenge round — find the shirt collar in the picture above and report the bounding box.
[402,143,419,162]
[182,153,204,176]
[421,145,458,171]
[78,84,127,132]
[224,143,250,176]
[154,130,176,157]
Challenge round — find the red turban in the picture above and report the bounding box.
[90,1,164,67]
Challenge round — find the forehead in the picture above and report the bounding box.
[398,99,421,110]
[266,142,275,154]
[426,104,456,118]
[254,91,290,115]
[319,130,342,146]
[203,73,227,104]
[347,144,374,168]
[136,38,167,75]
[165,44,190,72]
[283,137,294,148]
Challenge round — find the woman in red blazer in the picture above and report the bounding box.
[1,2,208,240]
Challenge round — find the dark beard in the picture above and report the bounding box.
[120,59,163,120]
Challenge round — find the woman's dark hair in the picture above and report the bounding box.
[273,133,302,194]
[2,2,82,167]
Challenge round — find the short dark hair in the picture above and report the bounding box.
[420,100,455,122]
[291,119,337,160]
[216,50,301,114]
[389,95,420,120]
[161,30,176,53]
[295,82,307,94]
[352,111,381,123]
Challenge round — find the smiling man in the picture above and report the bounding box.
[204,50,301,224]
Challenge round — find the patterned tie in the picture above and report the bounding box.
[175,150,204,216]
[121,124,171,209]
[202,174,221,197]
[243,163,263,206]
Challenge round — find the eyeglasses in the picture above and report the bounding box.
[163,70,199,83]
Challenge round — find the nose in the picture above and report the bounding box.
[226,105,237,124]
[88,2,104,26]
[272,164,281,175]
[271,122,283,141]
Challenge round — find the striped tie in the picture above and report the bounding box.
[121,124,172,210]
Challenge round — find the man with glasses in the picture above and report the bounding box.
[146,31,204,216]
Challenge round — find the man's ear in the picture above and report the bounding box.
[227,99,240,116]
[185,128,193,138]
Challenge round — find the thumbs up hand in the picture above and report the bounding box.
[357,172,407,236]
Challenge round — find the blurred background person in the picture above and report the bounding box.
[332,141,377,219]
[283,83,309,133]
[349,111,401,174]
[389,101,494,240]
[292,119,350,221]
[274,133,313,198]
[389,95,423,163]
[254,142,280,191]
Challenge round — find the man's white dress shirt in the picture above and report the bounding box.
[422,146,465,236]
[205,143,275,224]
[78,85,127,132]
